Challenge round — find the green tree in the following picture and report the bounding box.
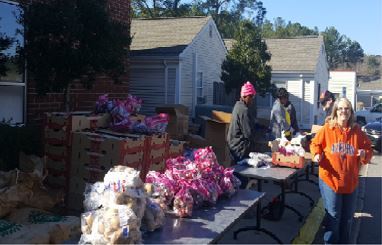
[343,38,364,67]
[17,0,131,111]
[261,17,318,38]
[221,21,272,95]
[322,27,345,69]
[367,55,381,76]
[322,26,364,69]
[0,24,14,77]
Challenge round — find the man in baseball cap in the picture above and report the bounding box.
[320,90,336,119]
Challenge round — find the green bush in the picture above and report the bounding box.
[0,124,43,171]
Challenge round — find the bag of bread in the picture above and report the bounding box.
[0,219,50,244]
[103,190,146,221]
[103,166,143,192]
[84,182,105,212]
[102,205,142,244]
[0,184,33,218]
[142,198,165,231]
[79,210,107,245]
[7,207,81,244]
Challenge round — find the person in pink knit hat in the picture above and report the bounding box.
[227,81,257,187]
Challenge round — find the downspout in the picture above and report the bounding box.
[163,60,168,104]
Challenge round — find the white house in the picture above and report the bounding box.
[328,71,357,109]
[255,36,330,129]
[129,17,227,116]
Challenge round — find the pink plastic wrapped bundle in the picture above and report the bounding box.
[110,100,130,123]
[204,180,219,205]
[145,172,176,206]
[193,147,218,168]
[219,168,237,197]
[278,146,294,156]
[189,179,209,206]
[173,185,194,218]
[144,113,169,133]
[110,118,132,132]
[125,94,143,114]
[95,94,109,113]
[165,156,186,170]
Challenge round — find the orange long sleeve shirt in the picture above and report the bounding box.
[310,122,373,193]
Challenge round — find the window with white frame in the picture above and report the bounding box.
[0,0,25,124]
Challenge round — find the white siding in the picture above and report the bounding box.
[180,19,227,115]
[314,43,330,124]
[287,80,303,127]
[328,71,356,109]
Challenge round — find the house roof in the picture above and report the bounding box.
[265,36,324,72]
[130,16,211,57]
[224,36,324,72]
[358,79,382,90]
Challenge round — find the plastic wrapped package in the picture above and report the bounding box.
[103,166,143,192]
[144,113,169,133]
[83,182,105,212]
[142,198,165,231]
[102,205,142,244]
[0,219,51,244]
[0,184,32,217]
[79,210,107,245]
[173,187,193,218]
[7,207,81,244]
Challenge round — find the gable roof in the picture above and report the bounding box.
[224,36,324,72]
[358,79,382,90]
[130,16,211,57]
[265,36,324,72]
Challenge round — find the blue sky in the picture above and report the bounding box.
[1,0,381,55]
[261,0,382,55]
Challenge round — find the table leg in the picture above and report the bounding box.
[233,179,283,244]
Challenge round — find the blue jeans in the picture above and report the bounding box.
[319,178,358,244]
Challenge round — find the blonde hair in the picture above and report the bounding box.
[328,97,356,128]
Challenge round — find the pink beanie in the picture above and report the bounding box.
[240,81,256,97]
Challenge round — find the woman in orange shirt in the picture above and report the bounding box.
[310,97,373,244]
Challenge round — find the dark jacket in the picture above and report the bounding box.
[285,101,299,133]
[227,100,255,161]
[270,99,290,139]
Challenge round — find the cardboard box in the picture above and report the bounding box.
[184,134,209,148]
[211,110,232,123]
[156,104,189,140]
[71,149,143,172]
[168,140,185,158]
[200,110,231,145]
[45,111,110,131]
[212,146,231,167]
[272,152,305,169]
[72,131,145,157]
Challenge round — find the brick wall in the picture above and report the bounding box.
[27,0,131,125]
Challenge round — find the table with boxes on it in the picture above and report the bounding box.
[42,110,187,212]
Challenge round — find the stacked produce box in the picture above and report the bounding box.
[43,112,110,192]
[68,130,146,211]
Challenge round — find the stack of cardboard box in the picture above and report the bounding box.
[43,112,110,191]
[199,110,232,167]
[68,130,146,210]
[156,104,189,140]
